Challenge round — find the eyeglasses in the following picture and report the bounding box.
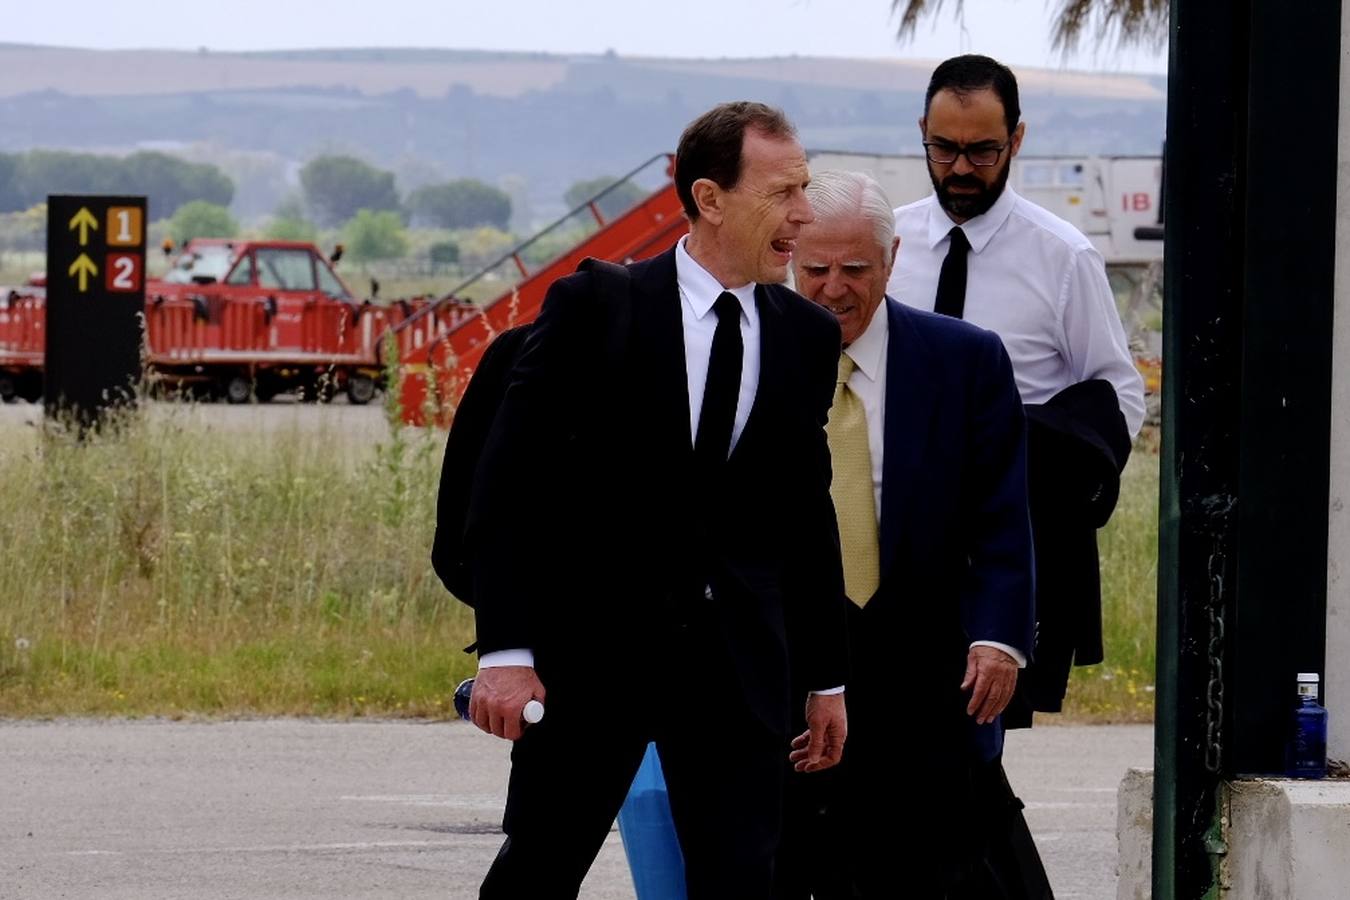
[922,141,1009,167]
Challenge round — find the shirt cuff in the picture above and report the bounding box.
[970,640,1026,668]
[809,685,846,696]
[478,649,535,669]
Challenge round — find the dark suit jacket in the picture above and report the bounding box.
[847,299,1034,765]
[465,246,849,737]
[1005,378,1131,726]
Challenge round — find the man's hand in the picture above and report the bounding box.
[469,666,546,741]
[788,692,847,773]
[961,646,1018,725]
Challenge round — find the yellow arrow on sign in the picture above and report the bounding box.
[68,254,98,292]
[68,207,98,246]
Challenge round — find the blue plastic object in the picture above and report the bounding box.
[616,743,687,899]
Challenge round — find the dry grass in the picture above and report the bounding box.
[0,400,476,718]
[0,402,1162,721]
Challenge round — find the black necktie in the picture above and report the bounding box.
[934,226,971,319]
[694,292,743,469]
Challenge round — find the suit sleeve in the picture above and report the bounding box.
[464,276,591,655]
[784,310,850,693]
[959,330,1036,657]
[430,325,528,603]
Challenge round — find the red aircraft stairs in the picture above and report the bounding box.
[389,153,687,426]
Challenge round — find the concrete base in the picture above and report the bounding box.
[1116,770,1350,899]
[1116,768,1154,900]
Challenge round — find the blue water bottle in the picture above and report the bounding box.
[1286,672,1328,779]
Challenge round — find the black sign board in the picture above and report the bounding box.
[45,195,146,427]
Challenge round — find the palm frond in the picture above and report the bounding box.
[891,0,1168,53]
[892,0,967,43]
[1051,0,1169,53]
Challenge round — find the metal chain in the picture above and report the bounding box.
[1204,549,1227,773]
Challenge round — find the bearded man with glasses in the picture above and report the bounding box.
[888,56,1146,757]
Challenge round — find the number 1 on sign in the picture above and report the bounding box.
[107,207,143,247]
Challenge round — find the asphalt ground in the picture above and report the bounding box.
[0,719,1152,900]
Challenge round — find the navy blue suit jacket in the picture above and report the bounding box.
[848,298,1034,763]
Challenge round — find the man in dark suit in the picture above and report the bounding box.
[775,170,1036,898]
[463,102,850,899]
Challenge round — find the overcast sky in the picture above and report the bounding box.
[8,0,1167,74]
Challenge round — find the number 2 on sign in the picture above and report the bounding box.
[105,253,142,292]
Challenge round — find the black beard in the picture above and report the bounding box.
[929,160,1011,220]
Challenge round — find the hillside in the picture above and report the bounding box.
[0,44,1166,223]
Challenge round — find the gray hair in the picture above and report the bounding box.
[804,170,896,257]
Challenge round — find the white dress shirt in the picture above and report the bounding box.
[843,301,1025,668]
[483,239,847,693]
[886,187,1146,438]
[674,236,760,449]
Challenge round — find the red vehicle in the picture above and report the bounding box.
[0,274,46,403]
[0,238,467,406]
[145,239,391,403]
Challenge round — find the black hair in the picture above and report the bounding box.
[924,54,1021,135]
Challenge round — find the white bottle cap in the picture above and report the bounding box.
[1297,673,1320,683]
[523,700,545,724]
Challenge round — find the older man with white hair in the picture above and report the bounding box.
[774,170,1041,899]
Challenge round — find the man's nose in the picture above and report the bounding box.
[822,273,848,298]
[950,153,976,176]
[790,190,815,224]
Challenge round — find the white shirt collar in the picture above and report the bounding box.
[844,295,888,382]
[675,236,756,321]
[924,184,1020,255]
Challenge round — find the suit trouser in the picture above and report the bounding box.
[772,600,983,900]
[479,626,786,900]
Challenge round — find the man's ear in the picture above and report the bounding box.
[918,116,927,139]
[691,178,724,225]
[1010,121,1026,159]
[889,236,900,266]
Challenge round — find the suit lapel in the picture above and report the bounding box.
[879,298,938,577]
[630,248,694,459]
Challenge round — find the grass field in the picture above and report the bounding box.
[0,401,477,718]
[0,401,1161,722]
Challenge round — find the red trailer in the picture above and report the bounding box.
[0,275,45,403]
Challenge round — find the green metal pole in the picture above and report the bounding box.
[1155,1,1339,895]
[1153,0,1242,895]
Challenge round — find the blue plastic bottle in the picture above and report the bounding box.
[1286,672,1328,779]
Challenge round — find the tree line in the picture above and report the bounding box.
[0,147,649,266]
[0,150,234,218]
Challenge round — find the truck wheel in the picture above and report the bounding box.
[0,374,15,403]
[17,374,42,403]
[224,376,253,405]
[346,374,376,406]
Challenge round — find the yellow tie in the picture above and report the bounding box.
[826,354,880,608]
